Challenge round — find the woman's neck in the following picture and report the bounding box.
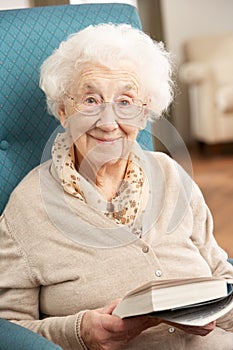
[74,150,128,201]
[95,159,128,201]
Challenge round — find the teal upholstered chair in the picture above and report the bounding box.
[0,318,62,350]
[0,3,152,349]
[0,2,153,216]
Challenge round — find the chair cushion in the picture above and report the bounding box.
[0,4,153,214]
[216,84,233,113]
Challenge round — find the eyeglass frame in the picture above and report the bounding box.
[64,93,147,120]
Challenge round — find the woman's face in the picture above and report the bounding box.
[58,62,148,169]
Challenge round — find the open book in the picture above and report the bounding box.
[113,277,233,326]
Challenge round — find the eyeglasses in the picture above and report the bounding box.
[65,94,147,120]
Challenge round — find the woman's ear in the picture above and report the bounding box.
[138,112,148,130]
[139,101,151,130]
[138,97,152,129]
[58,105,69,128]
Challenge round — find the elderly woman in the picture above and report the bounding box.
[0,24,233,350]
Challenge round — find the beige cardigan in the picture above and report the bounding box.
[0,150,233,350]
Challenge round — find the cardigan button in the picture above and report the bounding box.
[168,327,175,333]
[0,140,9,150]
[142,245,149,253]
[155,270,162,277]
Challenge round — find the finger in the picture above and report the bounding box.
[147,316,163,327]
[177,325,210,336]
[203,321,216,330]
[102,314,160,335]
[163,320,215,336]
[99,299,122,314]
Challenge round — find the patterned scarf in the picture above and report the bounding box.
[52,132,147,233]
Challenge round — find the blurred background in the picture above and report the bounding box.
[1,0,232,256]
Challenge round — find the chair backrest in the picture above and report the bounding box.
[0,3,153,215]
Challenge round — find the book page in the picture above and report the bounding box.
[153,292,233,326]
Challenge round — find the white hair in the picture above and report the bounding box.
[40,23,173,119]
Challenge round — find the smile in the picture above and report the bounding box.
[89,135,122,144]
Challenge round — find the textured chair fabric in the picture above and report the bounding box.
[0,3,153,215]
[0,318,62,350]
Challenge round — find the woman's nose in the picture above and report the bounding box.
[95,105,119,131]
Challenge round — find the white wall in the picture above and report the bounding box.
[161,0,233,143]
[0,0,137,10]
[69,0,137,5]
[0,0,33,9]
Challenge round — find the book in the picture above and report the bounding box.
[113,277,233,326]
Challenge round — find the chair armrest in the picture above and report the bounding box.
[215,85,233,113]
[179,62,211,84]
[0,318,62,350]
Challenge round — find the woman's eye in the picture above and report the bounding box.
[85,97,97,105]
[82,96,100,105]
[118,99,132,106]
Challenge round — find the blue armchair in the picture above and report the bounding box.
[0,3,153,349]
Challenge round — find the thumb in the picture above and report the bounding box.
[99,298,122,315]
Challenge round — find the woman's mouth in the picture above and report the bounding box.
[89,135,122,144]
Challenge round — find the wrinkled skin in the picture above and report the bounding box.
[81,299,216,350]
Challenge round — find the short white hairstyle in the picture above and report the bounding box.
[40,23,173,119]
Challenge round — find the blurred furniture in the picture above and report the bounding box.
[0,2,149,348]
[179,34,233,145]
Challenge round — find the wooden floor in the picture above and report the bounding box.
[188,146,233,258]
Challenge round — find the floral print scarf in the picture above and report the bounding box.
[52,132,147,234]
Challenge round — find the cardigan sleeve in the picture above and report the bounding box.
[190,182,233,277]
[159,153,233,279]
[0,213,86,350]
[189,182,233,331]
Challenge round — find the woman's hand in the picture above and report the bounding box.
[80,299,161,350]
[164,320,216,337]
[80,299,216,350]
